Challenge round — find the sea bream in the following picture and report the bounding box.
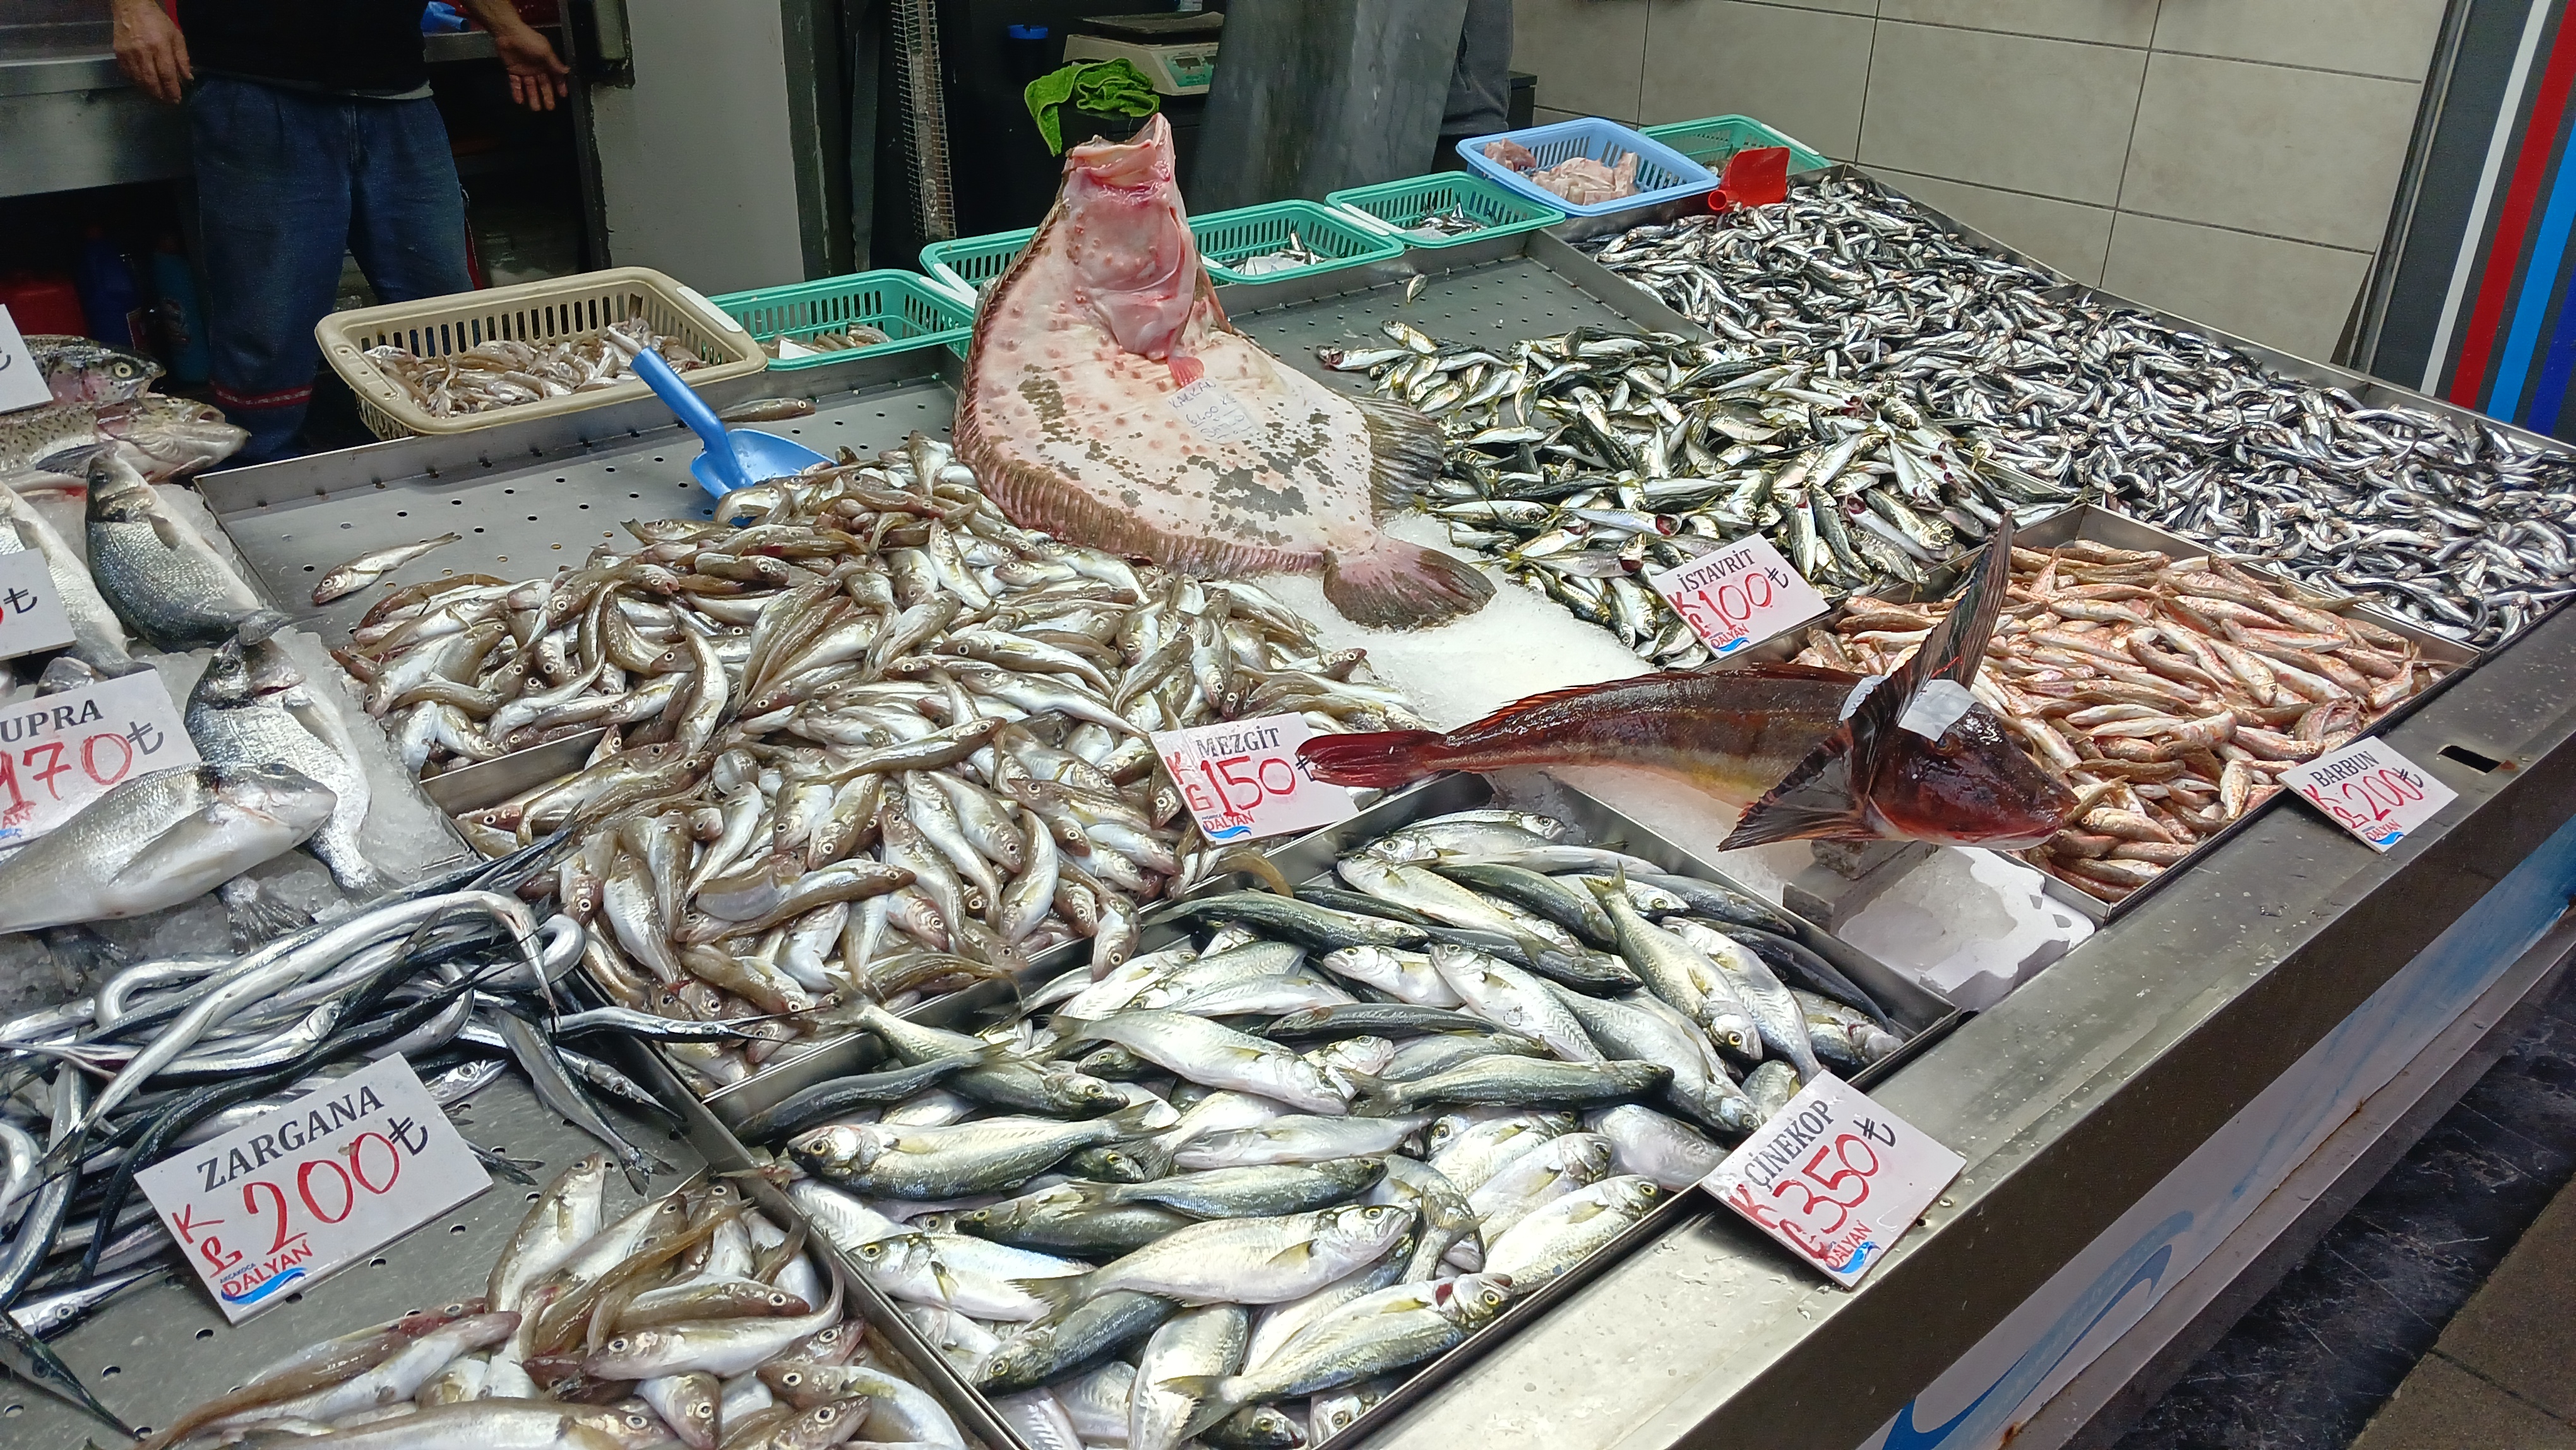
[954,114,1492,630]
[1300,522,2079,849]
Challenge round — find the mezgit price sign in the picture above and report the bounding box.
[1152,712,1359,843]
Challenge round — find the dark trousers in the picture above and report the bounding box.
[189,75,472,462]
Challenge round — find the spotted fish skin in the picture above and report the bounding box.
[955,115,1492,630]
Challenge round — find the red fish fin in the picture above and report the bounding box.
[1720,522,2018,850]
[1168,354,1205,386]
[1888,516,2013,701]
[1299,729,1451,787]
[1349,395,1445,516]
[1321,539,1493,629]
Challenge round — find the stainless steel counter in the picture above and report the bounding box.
[161,222,2576,1450]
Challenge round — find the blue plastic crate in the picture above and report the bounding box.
[1455,117,1714,217]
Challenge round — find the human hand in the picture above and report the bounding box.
[110,0,191,104]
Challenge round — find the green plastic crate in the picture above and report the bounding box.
[920,228,1038,301]
[1641,114,1830,176]
[1193,200,1405,283]
[1325,171,1563,249]
[710,270,971,370]
[920,200,1404,297]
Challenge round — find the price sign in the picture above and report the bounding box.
[138,1055,491,1322]
[0,306,54,414]
[0,671,197,847]
[2282,737,2459,853]
[1167,376,1263,445]
[1700,1072,1962,1287]
[0,553,75,660]
[1152,712,1359,842]
[1647,536,1828,657]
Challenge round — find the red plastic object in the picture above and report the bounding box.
[1712,146,1791,212]
[0,273,88,337]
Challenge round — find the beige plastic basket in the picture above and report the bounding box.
[316,265,768,440]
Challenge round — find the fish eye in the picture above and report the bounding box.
[780,1371,804,1387]
[607,1338,628,1351]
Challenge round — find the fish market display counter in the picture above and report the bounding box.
[143,206,2576,1450]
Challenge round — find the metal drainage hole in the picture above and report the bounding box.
[474,527,486,534]
[579,503,590,509]
[195,1328,215,1340]
[527,1190,542,1202]
[371,1256,388,1268]
[504,488,515,495]
[604,465,617,473]
[527,515,539,522]
[451,1223,468,1234]
[629,493,641,500]
[100,1366,120,1378]
[304,565,315,572]
[451,498,463,505]
[5,1404,23,1418]
[653,457,665,463]
[2440,745,2504,772]
[338,521,353,529]
[397,510,408,517]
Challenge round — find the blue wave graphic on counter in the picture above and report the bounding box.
[223,1266,307,1306]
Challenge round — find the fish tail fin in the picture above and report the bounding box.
[234,610,292,646]
[1010,1273,1087,1320]
[1296,728,1454,788]
[1169,1376,1246,1439]
[1106,1101,1166,1137]
[1352,393,1446,514]
[1345,1072,1406,1117]
[1321,537,1493,630]
[1723,519,2016,851]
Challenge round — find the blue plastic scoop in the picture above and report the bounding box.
[625,345,830,498]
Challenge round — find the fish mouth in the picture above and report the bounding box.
[1068,114,1174,193]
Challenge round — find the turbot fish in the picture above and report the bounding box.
[954,114,1491,628]
[1302,523,2078,849]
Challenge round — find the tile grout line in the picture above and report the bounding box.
[1865,161,2376,256]
[1631,1,1649,131]
[2427,1347,2576,1428]
[1849,3,1883,167]
[2107,6,2160,288]
[1751,8,2433,85]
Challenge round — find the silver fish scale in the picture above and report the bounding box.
[1579,176,2576,648]
[1333,320,2070,667]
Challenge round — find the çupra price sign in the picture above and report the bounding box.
[137,1054,491,1322]
[2282,737,2460,853]
[0,670,196,846]
[1152,712,1359,842]
[1647,535,1829,657]
[1700,1072,1964,1288]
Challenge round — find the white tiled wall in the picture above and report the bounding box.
[1510,0,2448,359]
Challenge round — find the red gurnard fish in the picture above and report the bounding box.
[1301,523,2078,849]
[953,115,1492,630]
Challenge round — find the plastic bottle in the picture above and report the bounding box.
[74,229,147,354]
[149,235,211,385]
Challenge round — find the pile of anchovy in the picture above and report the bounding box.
[1323,322,2072,666]
[133,1157,962,1450]
[1580,175,2576,647]
[342,436,1422,1087]
[750,807,1909,1449]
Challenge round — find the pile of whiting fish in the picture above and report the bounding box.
[749,808,1911,1449]
[126,1155,965,1450]
[1323,322,2073,666]
[362,320,707,421]
[1581,175,2576,647]
[339,436,1422,1086]
[0,857,717,1431]
[1791,539,2449,903]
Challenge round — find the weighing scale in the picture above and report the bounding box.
[1063,11,1221,96]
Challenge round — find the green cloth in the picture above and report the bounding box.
[1025,59,1162,155]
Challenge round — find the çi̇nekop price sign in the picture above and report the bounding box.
[137,1055,491,1321]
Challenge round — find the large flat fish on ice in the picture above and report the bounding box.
[955,115,1491,630]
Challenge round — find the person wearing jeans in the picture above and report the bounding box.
[110,0,570,462]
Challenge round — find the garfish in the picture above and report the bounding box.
[955,115,1492,628]
[85,448,284,649]
[313,532,465,604]
[0,762,333,933]
[1303,524,2079,849]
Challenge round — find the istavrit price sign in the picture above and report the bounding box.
[1152,712,1360,842]
[0,552,76,661]
[138,1055,491,1322]
[1700,1072,1964,1288]
[1647,536,1830,657]
[0,671,196,847]
[2282,736,2459,853]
